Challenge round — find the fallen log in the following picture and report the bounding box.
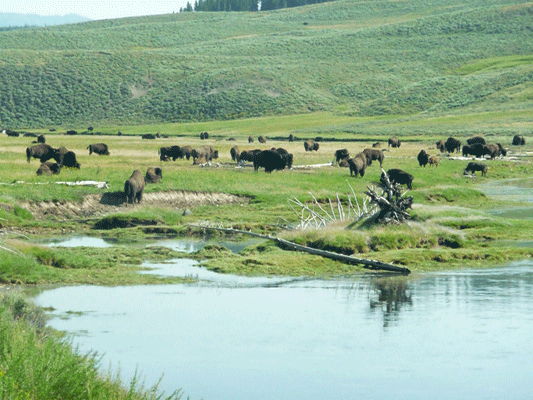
[188,224,410,275]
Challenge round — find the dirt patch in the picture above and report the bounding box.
[18,190,249,220]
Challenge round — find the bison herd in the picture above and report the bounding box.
[13,128,528,207]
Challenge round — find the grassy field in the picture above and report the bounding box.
[0,0,532,128]
[1,109,533,280]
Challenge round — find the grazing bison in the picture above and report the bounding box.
[37,134,46,143]
[512,135,526,146]
[304,139,319,152]
[159,145,182,161]
[272,148,293,169]
[334,149,350,165]
[417,149,430,167]
[124,170,145,206]
[348,153,367,177]
[26,144,59,163]
[61,151,81,169]
[230,145,240,162]
[466,136,486,146]
[436,140,446,153]
[381,169,413,190]
[200,131,209,140]
[142,134,156,140]
[191,145,219,164]
[253,150,292,173]
[428,156,439,167]
[238,149,261,163]
[445,137,461,153]
[462,144,486,158]
[145,167,162,183]
[388,137,401,148]
[87,143,110,155]
[258,135,266,143]
[485,143,506,159]
[248,136,254,143]
[181,145,193,160]
[464,162,487,176]
[36,162,61,176]
[288,134,294,142]
[362,148,385,167]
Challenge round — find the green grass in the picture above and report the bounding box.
[0,0,532,128]
[0,293,182,399]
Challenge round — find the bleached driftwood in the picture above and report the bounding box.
[189,224,410,275]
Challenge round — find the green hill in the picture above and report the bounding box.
[0,0,532,129]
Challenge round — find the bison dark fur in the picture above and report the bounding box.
[381,168,413,190]
[87,143,110,155]
[417,149,429,167]
[464,162,487,176]
[253,150,292,173]
[334,149,350,165]
[36,162,62,176]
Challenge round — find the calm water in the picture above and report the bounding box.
[32,260,533,400]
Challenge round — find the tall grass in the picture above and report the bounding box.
[0,293,182,399]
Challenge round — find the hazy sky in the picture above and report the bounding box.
[0,1,191,21]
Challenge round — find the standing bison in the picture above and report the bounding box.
[417,149,430,167]
[304,139,319,152]
[124,170,145,206]
[26,144,60,163]
[159,146,183,161]
[388,137,401,148]
[230,145,240,162]
[253,150,292,173]
[464,162,487,176]
[362,148,385,167]
[145,167,162,183]
[87,143,110,155]
[466,136,486,146]
[348,153,367,177]
[191,145,219,164]
[512,135,526,146]
[436,140,446,153]
[381,169,413,190]
[61,151,81,169]
[445,137,461,153]
[334,149,350,165]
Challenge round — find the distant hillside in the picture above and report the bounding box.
[0,0,532,128]
[0,13,90,28]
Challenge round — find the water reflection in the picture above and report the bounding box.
[44,236,116,248]
[31,262,533,400]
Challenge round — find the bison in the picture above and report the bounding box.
[334,149,350,165]
[512,135,526,146]
[464,162,487,176]
[36,162,61,176]
[466,136,486,146]
[238,149,261,163]
[248,136,254,143]
[200,131,209,140]
[304,139,319,152]
[288,134,294,142]
[348,153,367,177]
[230,145,240,162]
[61,150,81,169]
[436,140,446,153]
[181,145,193,160]
[124,170,145,206]
[417,149,430,167]
[388,137,401,148]
[381,169,413,190]
[462,144,486,158]
[258,135,267,143]
[26,144,60,163]
[445,137,461,153]
[87,143,110,155]
[191,145,219,164]
[142,134,156,140]
[428,156,439,167]
[253,150,292,173]
[159,145,182,161]
[362,148,385,167]
[145,167,162,183]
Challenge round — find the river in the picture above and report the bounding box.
[32,249,533,400]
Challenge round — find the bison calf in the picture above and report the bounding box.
[145,167,162,183]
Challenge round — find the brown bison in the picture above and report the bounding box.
[348,153,367,177]
[362,148,385,167]
[87,143,110,155]
[512,135,526,146]
[36,162,62,176]
[388,137,401,148]
[258,135,267,143]
[288,134,294,142]
[436,140,446,153]
[248,136,254,143]
[253,150,292,173]
[381,169,413,190]
[417,149,429,167]
[159,146,183,161]
[145,167,162,183]
[191,145,219,164]
[466,136,486,146]
[464,162,487,176]
[26,144,60,163]
[334,149,350,165]
[230,145,240,162]
[428,156,439,167]
[445,137,461,153]
[304,139,319,152]
[238,149,261,163]
[124,170,145,205]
